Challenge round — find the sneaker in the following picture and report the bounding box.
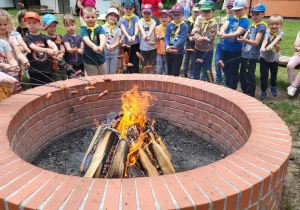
[181,73,187,78]
[24,67,30,79]
[270,87,277,97]
[260,91,267,100]
[215,78,223,84]
[287,86,297,97]
[190,75,194,79]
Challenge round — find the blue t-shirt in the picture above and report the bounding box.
[164,22,188,55]
[223,16,250,52]
[80,25,106,65]
[119,15,140,45]
[242,23,266,59]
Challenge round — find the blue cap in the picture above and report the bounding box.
[159,9,171,16]
[250,3,266,12]
[142,4,153,13]
[122,0,135,7]
[170,4,184,13]
[42,14,58,26]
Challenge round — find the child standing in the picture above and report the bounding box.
[43,14,67,81]
[155,10,170,75]
[182,6,200,78]
[260,14,284,99]
[193,1,218,82]
[81,6,107,76]
[16,10,29,37]
[214,0,234,84]
[119,0,140,73]
[0,9,30,90]
[62,14,84,78]
[102,8,121,74]
[23,12,58,87]
[165,3,188,76]
[138,4,156,74]
[237,3,266,97]
[286,30,300,97]
[219,0,250,90]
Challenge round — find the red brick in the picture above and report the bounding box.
[83,179,107,209]
[136,177,156,209]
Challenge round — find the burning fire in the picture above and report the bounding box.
[113,85,157,176]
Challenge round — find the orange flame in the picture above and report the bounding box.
[113,85,157,176]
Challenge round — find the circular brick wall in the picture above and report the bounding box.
[0,74,292,210]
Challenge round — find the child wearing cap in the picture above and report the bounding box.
[119,0,140,73]
[155,10,170,75]
[81,6,107,76]
[22,12,58,88]
[193,1,218,82]
[43,14,67,81]
[182,6,200,78]
[138,4,156,74]
[62,14,84,78]
[219,0,250,90]
[165,4,188,76]
[237,3,266,98]
[214,0,234,84]
[102,8,122,74]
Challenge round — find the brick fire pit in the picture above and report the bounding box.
[0,74,292,209]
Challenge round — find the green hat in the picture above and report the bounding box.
[200,1,216,10]
[192,6,200,12]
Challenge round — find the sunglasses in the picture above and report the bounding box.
[109,13,119,18]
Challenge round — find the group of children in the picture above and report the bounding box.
[0,0,299,102]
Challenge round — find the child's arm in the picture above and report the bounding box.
[219,20,229,37]
[111,35,121,49]
[17,36,31,53]
[46,40,59,55]
[265,35,282,51]
[138,23,147,40]
[12,45,30,67]
[6,51,19,72]
[260,36,268,52]
[132,22,139,43]
[148,25,156,38]
[220,26,247,39]
[120,25,133,42]
[237,31,263,47]
[173,24,188,49]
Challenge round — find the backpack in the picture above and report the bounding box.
[75,0,85,15]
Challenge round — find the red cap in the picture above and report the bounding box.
[24,12,41,22]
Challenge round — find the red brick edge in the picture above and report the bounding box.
[0,74,291,210]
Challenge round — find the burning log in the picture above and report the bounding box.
[138,148,159,176]
[127,165,145,177]
[106,139,129,178]
[147,131,171,160]
[84,128,117,178]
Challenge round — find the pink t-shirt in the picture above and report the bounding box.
[79,0,96,17]
[142,0,162,17]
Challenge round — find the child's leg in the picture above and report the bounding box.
[244,59,257,97]
[193,50,202,80]
[110,57,118,74]
[166,52,173,75]
[156,54,163,74]
[202,50,214,83]
[106,58,111,74]
[228,51,242,90]
[182,51,190,76]
[97,63,107,75]
[269,61,278,88]
[171,54,184,76]
[260,57,270,91]
[190,51,195,78]
[128,44,140,73]
[287,55,300,86]
[84,62,99,76]
[214,43,223,83]
[222,50,231,87]
[240,58,247,93]
[149,49,156,74]
[163,55,168,75]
